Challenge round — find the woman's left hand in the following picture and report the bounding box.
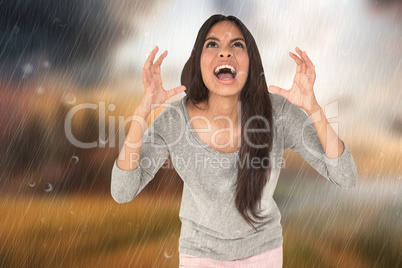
[269,47,320,115]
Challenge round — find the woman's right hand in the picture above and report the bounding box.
[138,46,186,115]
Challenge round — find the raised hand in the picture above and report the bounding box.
[269,47,319,115]
[138,46,186,115]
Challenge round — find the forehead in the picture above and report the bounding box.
[206,21,244,40]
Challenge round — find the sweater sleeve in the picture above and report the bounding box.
[110,126,170,203]
[282,99,358,188]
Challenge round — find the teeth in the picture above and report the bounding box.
[214,65,236,74]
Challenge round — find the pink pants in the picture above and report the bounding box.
[179,246,283,268]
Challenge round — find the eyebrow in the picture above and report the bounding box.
[205,37,246,43]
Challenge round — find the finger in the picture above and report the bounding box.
[153,50,168,75]
[144,46,159,70]
[268,85,289,99]
[154,50,168,68]
[289,51,302,65]
[301,50,315,69]
[295,47,307,73]
[166,85,187,99]
[289,52,303,73]
[295,47,304,58]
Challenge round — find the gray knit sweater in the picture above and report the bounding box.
[111,93,358,261]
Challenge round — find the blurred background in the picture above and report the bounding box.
[0,0,401,267]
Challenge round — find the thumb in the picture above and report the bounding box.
[269,85,288,99]
[166,85,186,99]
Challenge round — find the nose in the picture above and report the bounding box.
[219,48,232,58]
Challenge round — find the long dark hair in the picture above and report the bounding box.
[181,14,274,228]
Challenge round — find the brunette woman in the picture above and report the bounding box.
[111,14,358,267]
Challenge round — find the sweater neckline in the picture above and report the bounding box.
[181,95,239,157]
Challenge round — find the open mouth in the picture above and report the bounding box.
[214,65,237,80]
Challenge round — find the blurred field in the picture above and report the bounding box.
[1,177,401,268]
[0,194,182,268]
[275,176,402,268]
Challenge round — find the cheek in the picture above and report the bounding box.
[200,65,211,87]
[242,55,250,69]
[242,57,249,71]
[200,53,208,72]
[235,52,249,68]
[237,55,249,80]
[200,59,207,79]
[200,53,214,81]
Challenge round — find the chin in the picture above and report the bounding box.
[207,84,243,98]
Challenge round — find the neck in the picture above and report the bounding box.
[199,93,241,127]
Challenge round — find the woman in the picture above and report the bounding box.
[111,14,358,267]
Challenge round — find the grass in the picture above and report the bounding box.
[1,178,402,268]
[282,207,402,268]
[1,181,402,268]
[0,194,181,268]
[278,177,402,268]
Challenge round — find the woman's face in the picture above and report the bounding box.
[200,21,249,99]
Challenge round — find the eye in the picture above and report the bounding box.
[206,41,218,48]
[233,42,245,49]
